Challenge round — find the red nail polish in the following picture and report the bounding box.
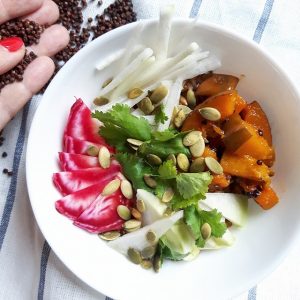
[0,37,24,52]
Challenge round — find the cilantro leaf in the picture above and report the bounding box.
[171,192,201,209]
[158,160,177,179]
[151,129,178,141]
[198,209,227,238]
[154,105,168,124]
[92,104,151,142]
[158,238,187,261]
[176,172,212,199]
[115,153,153,191]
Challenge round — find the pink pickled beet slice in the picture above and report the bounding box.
[59,152,99,171]
[63,135,115,155]
[64,99,106,144]
[74,190,130,233]
[53,163,121,196]
[55,182,106,220]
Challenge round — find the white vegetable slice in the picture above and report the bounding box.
[98,48,154,97]
[203,229,235,250]
[136,189,167,225]
[156,4,175,60]
[95,49,124,71]
[199,193,248,227]
[108,210,183,254]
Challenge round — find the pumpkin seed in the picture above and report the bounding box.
[163,207,173,217]
[172,106,180,121]
[201,223,212,240]
[178,105,192,116]
[131,208,142,220]
[150,85,168,104]
[124,219,142,231]
[98,231,120,241]
[199,107,221,121]
[162,187,174,203]
[141,246,156,259]
[177,153,190,172]
[127,138,143,147]
[120,180,133,199]
[98,146,110,168]
[127,248,142,264]
[204,157,223,175]
[187,88,196,108]
[174,109,186,128]
[141,260,153,270]
[117,205,131,220]
[189,137,205,158]
[190,157,206,173]
[102,179,121,196]
[153,254,162,273]
[136,199,146,213]
[143,175,157,188]
[128,87,143,99]
[180,96,188,106]
[183,131,202,146]
[138,97,154,114]
[93,97,109,106]
[87,145,99,157]
[166,153,176,165]
[146,154,162,166]
[146,230,157,244]
[101,77,113,88]
[129,144,139,151]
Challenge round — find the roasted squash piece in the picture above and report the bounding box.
[223,114,274,160]
[202,146,218,160]
[220,152,270,183]
[241,101,272,146]
[255,186,279,209]
[211,174,231,188]
[196,74,239,97]
[234,95,247,114]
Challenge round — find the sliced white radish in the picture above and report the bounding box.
[199,193,248,227]
[95,49,124,71]
[108,210,183,254]
[203,229,235,250]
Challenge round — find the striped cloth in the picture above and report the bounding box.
[0,0,300,299]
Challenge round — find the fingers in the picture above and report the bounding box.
[29,24,70,57]
[0,37,25,74]
[22,0,60,25]
[0,0,43,24]
[0,56,54,130]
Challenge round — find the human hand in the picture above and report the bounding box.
[0,0,70,130]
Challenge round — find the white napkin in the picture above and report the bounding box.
[1,0,300,299]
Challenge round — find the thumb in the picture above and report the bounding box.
[0,37,25,75]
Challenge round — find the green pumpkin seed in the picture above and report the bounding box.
[201,223,212,240]
[101,77,113,88]
[146,154,162,166]
[127,248,142,264]
[190,157,206,173]
[124,219,142,231]
[177,153,190,172]
[166,154,176,165]
[93,97,109,106]
[204,157,223,175]
[177,105,192,116]
[162,187,174,203]
[153,254,162,273]
[174,109,186,128]
[141,246,156,259]
[136,199,146,213]
[143,175,157,188]
[138,97,154,114]
[180,96,188,106]
[146,230,157,244]
[98,231,120,241]
[128,88,143,99]
[163,207,173,217]
[189,137,205,158]
[199,107,221,121]
[183,131,202,146]
[187,89,196,108]
[102,179,121,196]
[131,208,142,220]
[141,260,153,270]
[150,85,168,104]
[87,146,99,157]
[120,180,133,199]
[127,138,143,147]
[117,205,131,220]
[98,146,110,168]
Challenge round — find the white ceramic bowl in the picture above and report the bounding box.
[26,19,300,300]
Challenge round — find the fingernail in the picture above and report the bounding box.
[0,37,24,52]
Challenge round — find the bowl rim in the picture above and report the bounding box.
[26,17,300,299]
